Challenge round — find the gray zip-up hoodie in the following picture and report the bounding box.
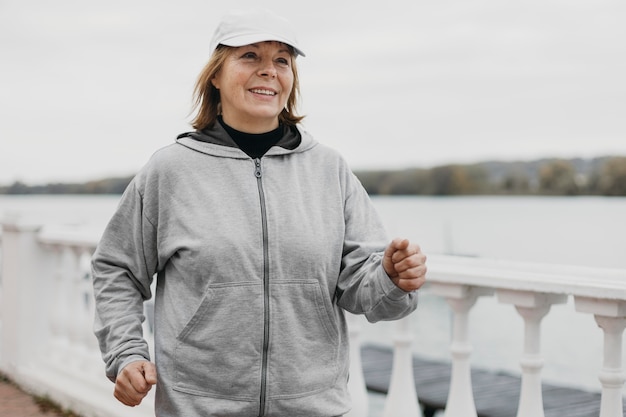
[92,122,418,417]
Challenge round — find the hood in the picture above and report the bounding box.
[176,122,318,159]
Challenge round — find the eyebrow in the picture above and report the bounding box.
[246,42,291,54]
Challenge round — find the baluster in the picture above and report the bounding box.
[429,283,492,417]
[345,312,369,417]
[49,246,73,364]
[575,297,626,417]
[596,316,626,417]
[69,247,86,352]
[497,290,566,417]
[0,219,48,373]
[63,245,96,378]
[78,247,103,376]
[383,314,421,417]
[79,248,98,349]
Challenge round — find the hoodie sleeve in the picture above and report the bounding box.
[91,178,157,382]
[335,170,418,323]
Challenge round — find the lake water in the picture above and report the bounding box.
[1,194,625,413]
[2,194,624,269]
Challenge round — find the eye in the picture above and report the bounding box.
[241,51,257,59]
[275,57,290,66]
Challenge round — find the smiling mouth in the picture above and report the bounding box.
[250,88,277,96]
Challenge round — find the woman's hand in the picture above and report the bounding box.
[114,360,157,407]
[383,238,427,292]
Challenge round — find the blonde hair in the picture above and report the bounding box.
[191,44,304,130]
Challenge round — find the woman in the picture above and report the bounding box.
[92,8,426,417]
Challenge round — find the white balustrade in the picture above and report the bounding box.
[383,314,421,417]
[0,220,48,374]
[497,290,567,417]
[48,244,72,364]
[575,297,626,417]
[2,220,626,417]
[1,219,155,417]
[346,312,369,417]
[429,283,492,417]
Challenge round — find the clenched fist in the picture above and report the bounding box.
[114,360,157,407]
[383,238,427,292]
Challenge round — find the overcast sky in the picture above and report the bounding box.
[1,0,625,185]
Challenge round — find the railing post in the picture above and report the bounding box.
[497,290,567,417]
[575,297,626,417]
[383,314,422,417]
[345,312,369,417]
[0,218,51,377]
[79,247,105,377]
[429,283,492,417]
[68,246,99,372]
[38,228,104,378]
[47,245,74,367]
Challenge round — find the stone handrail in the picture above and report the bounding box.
[1,219,625,417]
[355,254,626,417]
[0,220,154,417]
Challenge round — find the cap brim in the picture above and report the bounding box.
[219,34,306,57]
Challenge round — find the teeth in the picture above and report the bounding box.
[250,89,276,96]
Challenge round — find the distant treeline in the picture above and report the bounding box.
[356,156,626,196]
[0,176,134,195]
[2,156,626,196]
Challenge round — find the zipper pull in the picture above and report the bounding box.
[254,158,262,178]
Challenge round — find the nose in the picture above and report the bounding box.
[258,60,277,78]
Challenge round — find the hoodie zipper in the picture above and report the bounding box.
[254,158,270,417]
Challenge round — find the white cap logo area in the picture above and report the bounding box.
[209,8,306,57]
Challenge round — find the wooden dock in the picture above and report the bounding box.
[361,344,625,417]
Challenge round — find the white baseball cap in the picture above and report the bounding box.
[209,8,306,57]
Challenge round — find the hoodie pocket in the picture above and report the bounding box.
[267,280,340,398]
[173,282,264,400]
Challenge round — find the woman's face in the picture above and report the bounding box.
[212,41,294,133]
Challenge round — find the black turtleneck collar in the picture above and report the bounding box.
[218,116,284,159]
[176,118,302,158]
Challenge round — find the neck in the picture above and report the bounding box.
[220,114,279,134]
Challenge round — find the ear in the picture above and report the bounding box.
[210,76,220,89]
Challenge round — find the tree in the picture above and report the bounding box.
[382,169,430,195]
[427,165,487,195]
[501,172,530,194]
[6,181,32,194]
[538,160,579,195]
[592,157,626,196]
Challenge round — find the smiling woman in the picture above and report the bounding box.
[90,7,427,417]
[190,9,305,135]
[208,42,295,133]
